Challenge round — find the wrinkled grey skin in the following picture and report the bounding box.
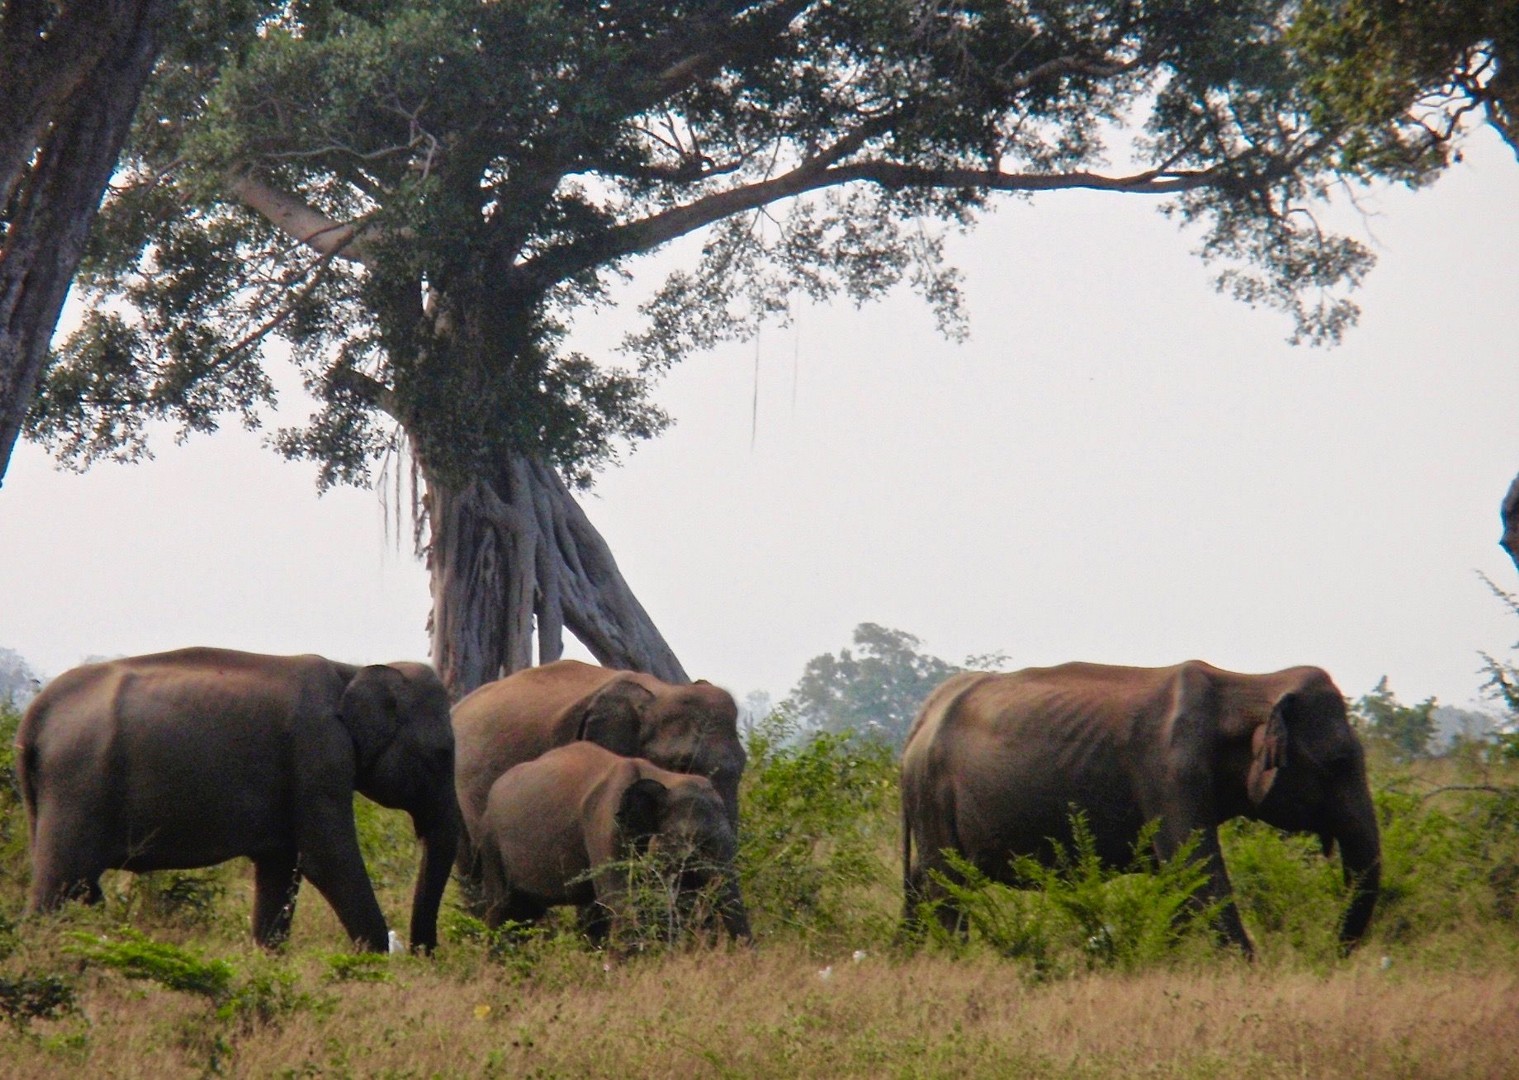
[478,741,750,943]
[900,661,1381,958]
[17,647,458,953]
[452,660,745,894]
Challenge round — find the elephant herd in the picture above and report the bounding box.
[13,648,1381,959]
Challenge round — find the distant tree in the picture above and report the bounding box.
[739,689,775,740]
[783,623,1003,746]
[0,647,42,708]
[1353,676,1438,761]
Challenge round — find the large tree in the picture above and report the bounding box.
[23,1,1474,699]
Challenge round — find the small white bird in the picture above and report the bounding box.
[388,930,405,955]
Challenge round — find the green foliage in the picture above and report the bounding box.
[1291,0,1519,173]
[31,1,1436,493]
[738,709,896,946]
[561,849,739,956]
[784,623,1003,747]
[69,928,236,999]
[1220,820,1347,958]
[321,952,391,984]
[352,795,419,897]
[1352,676,1438,761]
[119,870,229,931]
[67,928,322,1037]
[0,701,25,909]
[923,815,1222,975]
[0,972,76,1029]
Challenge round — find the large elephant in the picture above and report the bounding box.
[900,661,1381,957]
[477,741,750,942]
[452,659,745,889]
[16,647,458,953]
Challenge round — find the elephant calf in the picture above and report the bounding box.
[17,647,459,953]
[451,660,746,899]
[900,661,1381,957]
[477,741,751,944]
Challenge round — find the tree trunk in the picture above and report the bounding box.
[0,0,168,486]
[423,449,688,699]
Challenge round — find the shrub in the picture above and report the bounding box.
[0,972,75,1029]
[922,813,1222,975]
[1221,820,1347,959]
[738,711,897,947]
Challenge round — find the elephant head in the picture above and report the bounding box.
[614,772,751,942]
[567,677,746,831]
[1223,671,1381,950]
[338,662,459,953]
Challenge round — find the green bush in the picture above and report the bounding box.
[922,814,1222,975]
[0,971,75,1029]
[738,712,897,948]
[1221,820,1346,959]
[0,702,28,909]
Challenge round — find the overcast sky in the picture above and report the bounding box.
[3,129,1517,714]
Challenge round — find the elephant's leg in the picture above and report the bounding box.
[295,806,389,953]
[1156,823,1254,958]
[26,798,107,913]
[251,853,302,949]
[579,901,612,946]
[487,891,548,933]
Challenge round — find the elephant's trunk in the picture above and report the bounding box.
[1328,784,1381,951]
[409,795,460,953]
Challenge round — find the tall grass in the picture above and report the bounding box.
[3,699,1519,1075]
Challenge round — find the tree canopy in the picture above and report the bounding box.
[784,623,1004,745]
[1353,676,1438,761]
[17,1,1508,695]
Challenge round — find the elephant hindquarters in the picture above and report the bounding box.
[23,785,110,913]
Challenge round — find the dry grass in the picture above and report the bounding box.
[4,933,1518,1078]
[6,720,1519,1077]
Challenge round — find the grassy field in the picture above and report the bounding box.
[3,711,1519,1077]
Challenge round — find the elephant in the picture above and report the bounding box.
[899,661,1381,957]
[451,659,745,894]
[16,647,458,953]
[476,740,750,943]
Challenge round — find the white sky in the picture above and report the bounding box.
[3,130,1517,713]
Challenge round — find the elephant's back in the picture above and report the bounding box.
[452,665,602,813]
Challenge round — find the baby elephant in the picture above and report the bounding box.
[478,741,750,944]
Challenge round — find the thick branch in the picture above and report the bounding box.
[518,142,1246,290]
[227,171,377,267]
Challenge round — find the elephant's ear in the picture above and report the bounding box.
[575,680,654,758]
[1247,695,1292,806]
[616,777,668,854]
[339,665,405,778]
